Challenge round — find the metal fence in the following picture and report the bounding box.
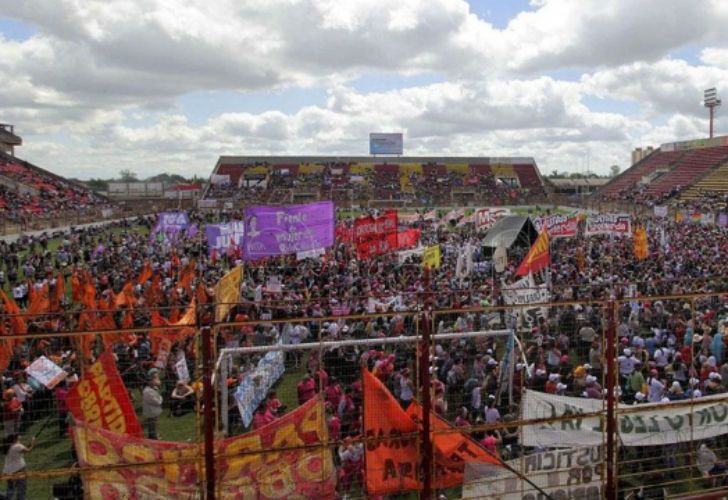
[1,293,727,499]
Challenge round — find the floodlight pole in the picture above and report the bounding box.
[704,88,721,139]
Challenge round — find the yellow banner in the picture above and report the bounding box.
[423,244,441,269]
[215,265,242,322]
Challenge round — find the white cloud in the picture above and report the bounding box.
[1,0,728,180]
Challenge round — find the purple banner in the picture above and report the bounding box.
[719,213,728,227]
[243,201,334,260]
[150,212,189,243]
[205,221,244,256]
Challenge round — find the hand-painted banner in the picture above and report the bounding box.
[66,350,142,437]
[235,349,285,428]
[363,370,500,495]
[72,397,334,500]
[243,201,335,260]
[463,445,603,499]
[205,221,244,256]
[354,209,398,243]
[532,214,578,238]
[522,390,728,447]
[215,265,242,322]
[584,213,631,236]
[475,207,511,229]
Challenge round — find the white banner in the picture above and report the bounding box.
[26,356,67,389]
[296,247,325,261]
[463,445,603,500]
[502,276,550,329]
[476,207,511,229]
[198,199,218,209]
[585,213,631,236]
[234,350,285,428]
[653,205,668,218]
[522,390,728,447]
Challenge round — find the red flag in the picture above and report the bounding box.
[0,289,27,336]
[66,350,143,437]
[515,231,550,276]
[114,282,136,309]
[26,283,50,317]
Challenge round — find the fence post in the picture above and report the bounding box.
[418,267,433,499]
[201,326,216,500]
[605,301,617,500]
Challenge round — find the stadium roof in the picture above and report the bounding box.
[214,155,537,165]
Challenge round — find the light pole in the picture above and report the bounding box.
[704,88,721,138]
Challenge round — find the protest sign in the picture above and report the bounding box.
[26,355,66,389]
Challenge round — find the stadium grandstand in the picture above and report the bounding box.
[593,135,728,207]
[0,125,110,229]
[204,155,547,207]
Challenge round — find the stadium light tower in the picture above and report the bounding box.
[704,88,721,138]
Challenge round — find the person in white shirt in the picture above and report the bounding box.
[3,433,34,500]
[647,370,665,403]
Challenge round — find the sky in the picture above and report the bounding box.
[1,0,728,179]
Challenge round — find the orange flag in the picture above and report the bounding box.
[26,283,50,317]
[77,310,97,360]
[515,230,550,276]
[0,289,27,337]
[50,273,65,312]
[82,282,97,310]
[114,282,136,309]
[137,261,152,285]
[71,272,82,303]
[634,226,648,260]
[363,369,420,495]
[176,262,196,294]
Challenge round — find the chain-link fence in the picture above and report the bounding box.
[1,294,727,498]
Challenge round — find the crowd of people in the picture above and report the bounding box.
[0,206,726,497]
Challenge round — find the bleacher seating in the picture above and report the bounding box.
[594,150,684,202]
[680,161,728,202]
[204,157,546,206]
[0,154,108,221]
[644,146,728,199]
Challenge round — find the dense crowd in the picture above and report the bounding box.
[0,207,727,496]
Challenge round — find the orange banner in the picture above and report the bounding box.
[516,230,550,276]
[363,369,502,495]
[72,397,335,499]
[406,401,500,489]
[363,369,420,495]
[66,350,142,437]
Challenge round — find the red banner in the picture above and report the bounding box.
[354,209,398,243]
[66,350,143,437]
[72,397,335,499]
[356,229,421,260]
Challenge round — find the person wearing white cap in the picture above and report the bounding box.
[668,381,686,401]
[555,383,568,395]
[618,348,637,380]
[706,372,725,395]
[545,373,560,394]
[633,392,646,404]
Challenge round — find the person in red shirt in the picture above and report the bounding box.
[325,378,343,410]
[297,374,316,405]
[2,389,22,438]
[327,408,341,442]
[265,391,282,416]
[545,373,560,394]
